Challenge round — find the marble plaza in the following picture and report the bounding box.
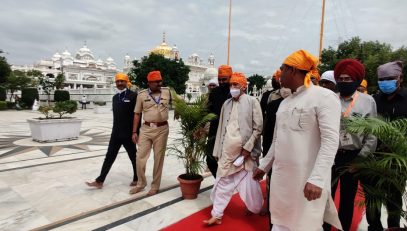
[0,109,396,231]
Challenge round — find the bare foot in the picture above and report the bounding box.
[147,189,159,196]
[203,217,222,226]
[129,187,144,194]
[129,181,138,187]
[85,181,103,189]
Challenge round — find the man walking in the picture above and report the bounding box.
[204,72,263,225]
[205,65,233,178]
[130,70,171,196]
[86,73,138,189]
[253,50,342,231]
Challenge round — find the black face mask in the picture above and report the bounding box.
[219,82,230,90]
[336,82,359,97]
[272,79,281,90]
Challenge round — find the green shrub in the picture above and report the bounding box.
[54,90,70,102]
[0,87,6,101]
[53,100,77,118]
[0,101,6,110]
[21,88,39,108]
[93,101,106,106]
[6,102,15,109]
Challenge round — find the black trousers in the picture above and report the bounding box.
[324,149,360,231]
[363,178,404,230]
[205,137,218,178]
[96,136,137,183]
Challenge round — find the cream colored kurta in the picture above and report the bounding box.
[218,101,244,176]
[259,85,342,231]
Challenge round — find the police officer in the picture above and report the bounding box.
[130,70,171,196]
[86,73,138,189]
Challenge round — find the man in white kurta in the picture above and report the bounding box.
[204,72,263,225]
[254,50,342,231]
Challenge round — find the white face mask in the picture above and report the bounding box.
[116,88,127,94]
[230,88,241,98]
[280,87,292,98]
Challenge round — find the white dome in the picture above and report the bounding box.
[52,52,61,59]
[124,54,131,60]
[96,59,104,65]
[204,67,217,80]
[106,57,114,63]
[75,45,95,60]
[62,49,71,57]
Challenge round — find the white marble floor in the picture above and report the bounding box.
[0,109,403,231]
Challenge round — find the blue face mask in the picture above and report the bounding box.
[378,80,398,94]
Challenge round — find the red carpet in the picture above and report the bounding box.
[162,181,365,231]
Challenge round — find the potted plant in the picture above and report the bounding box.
[345,116,407,230]
[27,100,82,142]
[170,92,216,199]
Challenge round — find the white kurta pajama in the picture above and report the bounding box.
[259,85,343,231]
[210,94,263,219]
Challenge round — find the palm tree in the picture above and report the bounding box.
[345,116,407,220]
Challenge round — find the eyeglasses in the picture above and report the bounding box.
[218,77,228,82]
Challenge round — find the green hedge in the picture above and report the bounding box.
[54,90,70,102]
[0,87,6,101]
[6,102,15,109]
[21,88,39,108]
[0,101,6,110]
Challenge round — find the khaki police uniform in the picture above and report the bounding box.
[134,87,171,191]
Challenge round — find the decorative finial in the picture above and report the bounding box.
[162,32,166,43]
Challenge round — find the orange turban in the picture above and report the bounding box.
[218,65,233,77]
[283,50,319,88]
[147,71,162,82]
[230,72,247,87]
[115,72,132,88]
[273,69,281,81]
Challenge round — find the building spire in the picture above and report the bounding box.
[162,32,166,43]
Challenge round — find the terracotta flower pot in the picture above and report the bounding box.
[177,174,203,199]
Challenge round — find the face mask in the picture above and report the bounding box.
[219,82,230,89]
[116,88,127,94]
[336,82,359,97]
[272,79,281,90]
[378,80,398,94]
[280,87,292,98]
[230,88,241,98]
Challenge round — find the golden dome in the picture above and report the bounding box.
[150,32,175,59]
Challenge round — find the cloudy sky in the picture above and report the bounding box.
[1,0,406,76]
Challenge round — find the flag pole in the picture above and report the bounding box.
[227,0,232,65]
[318,0,326,60]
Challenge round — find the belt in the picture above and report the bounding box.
[144,121,168,127]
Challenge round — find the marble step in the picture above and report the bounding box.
[32,174,214,231]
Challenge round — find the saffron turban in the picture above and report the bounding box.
[377,61,403,79]
[115,72,132,88]
[334,59,365,82]
[273,69,282,81]
[360,79,368,88]
[230,72,247,87]
[147,70,162,82]
[218,65,233,77]
[283,49,319,87]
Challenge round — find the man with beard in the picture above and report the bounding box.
[205,65,233,178]
[86,73,138,189]
[324,59,377,231]
[367,61,407,230]
[319,70,337,92]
